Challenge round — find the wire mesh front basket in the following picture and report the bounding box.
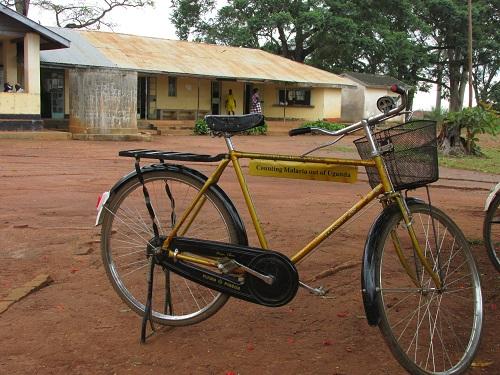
[354,120,438,191]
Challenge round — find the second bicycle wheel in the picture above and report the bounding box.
[100,167,246,326]
[484,193,500,271]
[375,201,482,375]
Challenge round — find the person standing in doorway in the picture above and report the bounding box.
[251,88,262,113]
[225,89,236,115]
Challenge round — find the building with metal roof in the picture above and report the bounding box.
[37,28,354,138]
[42,29,353,88]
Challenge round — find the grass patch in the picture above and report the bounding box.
[439,147,500,174]
[325,145,356,153]
[467,238,484,246]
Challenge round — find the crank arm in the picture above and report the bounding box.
[230,260,275,285]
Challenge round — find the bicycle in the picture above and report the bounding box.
[96,85,483,375]
[484,182,500,271]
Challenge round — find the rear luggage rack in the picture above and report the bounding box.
[119,149,227,162]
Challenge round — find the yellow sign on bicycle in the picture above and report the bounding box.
[249,160,357,183]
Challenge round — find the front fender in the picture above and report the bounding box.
[485,182,500,211]
[361,198,424,326]
[96,163,248,246]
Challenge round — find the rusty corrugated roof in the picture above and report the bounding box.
[42,29,353,88]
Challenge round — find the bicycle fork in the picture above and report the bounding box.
[391,195,443,291]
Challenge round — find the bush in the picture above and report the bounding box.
[193,118,267,135]
[300,119,344,132]
[193,119,209,135]
[445,106,500,154]
[244,121,267,135]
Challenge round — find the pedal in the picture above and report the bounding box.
[299,281,327,296]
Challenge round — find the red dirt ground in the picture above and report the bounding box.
[0,135,498,374]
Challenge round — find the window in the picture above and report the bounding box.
[168,77,177,97]
[277,88,311,106]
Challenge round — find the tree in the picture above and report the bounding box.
[0,0,154,29]
[413,0,499,154]
[170,0,332,62]
[470,1,499,108]
[169,0,431,107]
[0,1,29,15]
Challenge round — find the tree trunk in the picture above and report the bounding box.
[435,65,442,111]
[458,68,468,109]
[15,0,29,15]
[438,121,466,156]
[448,47,465,112]
[406,88,415,122]
[436,83,442,112]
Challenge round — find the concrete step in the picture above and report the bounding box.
[43,119,69,131]
[72,133,152,141]
[0,131,72,140]
[0,119,44,131]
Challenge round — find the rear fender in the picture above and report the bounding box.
[96,163,248,245]
[361,197,424,326]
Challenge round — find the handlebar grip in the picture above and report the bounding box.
[289,127,312,137]
[390,84,406,95]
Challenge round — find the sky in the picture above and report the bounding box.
[27,1,459,111]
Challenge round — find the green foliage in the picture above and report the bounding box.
[300,120,344,132]
[424,107,448,124]
[170,0,498,112]
[244,121,268,135]
[445,107,500,154]
[193,119,268,135]
[193,118,209,135]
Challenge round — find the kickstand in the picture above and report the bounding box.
[140,256,157,344]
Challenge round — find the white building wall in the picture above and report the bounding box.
[341,84,364,123]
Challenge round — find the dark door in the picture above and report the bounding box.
[137,77,146,119]
[41,69,64,119]
[244,84,253,114]
[211,81,221,115]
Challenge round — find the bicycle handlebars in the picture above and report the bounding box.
[289,84,408,137]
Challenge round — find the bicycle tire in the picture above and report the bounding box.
[483,193,500,272]
[101,168,244,326]
[375,201,483,375]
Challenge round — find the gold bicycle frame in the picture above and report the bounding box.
[162,148,442,290]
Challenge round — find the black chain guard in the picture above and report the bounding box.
[159,237,299,307]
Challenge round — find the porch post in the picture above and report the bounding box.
[283,86,287,124]
[23,33,40,94]
[196,78,200,120]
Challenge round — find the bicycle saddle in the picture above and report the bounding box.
[205,113,264,134]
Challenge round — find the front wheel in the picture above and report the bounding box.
[484,193,500,272]
[375,202,483,375]
[100,168,245,326]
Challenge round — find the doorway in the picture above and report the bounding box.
[211,81,221,115]
[137,76,157,120]
[244,83,253,114]
[41,69,64,119]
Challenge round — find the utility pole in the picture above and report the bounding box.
[468,0,473,107]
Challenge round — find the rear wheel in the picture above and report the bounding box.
[484,193,500,272]
[101,168,244,326]
[375,202,483,374]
